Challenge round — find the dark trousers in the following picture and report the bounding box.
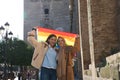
[40,67,57,80]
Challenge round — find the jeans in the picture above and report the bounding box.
[40,67,57,80]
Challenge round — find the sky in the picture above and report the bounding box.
[0,0,24,40]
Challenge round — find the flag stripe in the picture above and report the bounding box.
[37,27,77,46]
[37,27,76,37]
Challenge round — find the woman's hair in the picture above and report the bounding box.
[57,36,66,47]
[46,34,57,44]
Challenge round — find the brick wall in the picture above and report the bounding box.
[79,0,120,69]
[91,0,120,65]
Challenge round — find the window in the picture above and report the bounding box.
[44,9,49,14]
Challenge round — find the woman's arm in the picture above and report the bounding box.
[27,30,39,48]
[73,36,80,52]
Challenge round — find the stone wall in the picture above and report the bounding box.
[91,0,120,65]
[24,0,71,41]
[79,0,120,69]
[24,0,44,40]
[117,0,120,43]
[84,52,120,80]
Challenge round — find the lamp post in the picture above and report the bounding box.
[0,22,13,80]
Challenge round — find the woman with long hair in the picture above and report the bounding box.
[56,36,80,80]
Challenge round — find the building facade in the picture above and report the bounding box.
[24,0,74,41]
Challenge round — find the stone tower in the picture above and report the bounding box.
[24,0,71,40]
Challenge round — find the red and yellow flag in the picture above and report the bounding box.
[37,27,77,46]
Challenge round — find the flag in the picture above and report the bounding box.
[37,27,77,46]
